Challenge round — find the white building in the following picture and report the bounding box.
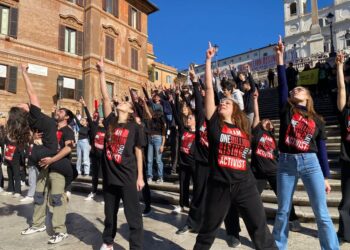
[284,0,350,61]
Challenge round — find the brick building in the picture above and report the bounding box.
[0,0,158,115]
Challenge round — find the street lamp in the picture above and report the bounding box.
[57,76,64,108]
[213,44,219,69]
[326,12,336,57]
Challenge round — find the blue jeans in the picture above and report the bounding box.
[273,153,339,250]
[76,139,91,175]
[147,135,164,179]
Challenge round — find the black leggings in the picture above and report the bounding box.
[91,154,102,194]
[7,163,21,194]
[103,184,143,249]
[179,164,195,208]
[194,178,277,250]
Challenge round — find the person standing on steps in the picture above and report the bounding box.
[335,51,350,245]
[272,36,339,250]
[97,57,145,250]
[193,42,276,250]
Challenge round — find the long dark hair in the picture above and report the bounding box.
[6,107,31,148]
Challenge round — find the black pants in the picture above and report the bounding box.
[7,163,21,194]
[0,160,4,188]
[187,162,210,231]
[179,164,195,208]
[255,173,299,221]
[103,184,143,249]
[91,154,102,194]
[142,161,151,209]
[170,127,179,173]
[194,178,277,250]
[338,160,350,242]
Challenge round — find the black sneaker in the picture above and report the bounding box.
[142,206,152,217]
[227,235,241,248]
[176,224,192,235]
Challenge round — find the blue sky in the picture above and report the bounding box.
[148,0,333,70]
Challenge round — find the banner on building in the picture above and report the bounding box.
[298,69,319,86]
[237,55,277,72]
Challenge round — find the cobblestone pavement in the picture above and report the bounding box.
[0,191,349,250]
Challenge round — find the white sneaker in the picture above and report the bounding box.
[21,225,47,235]
[20,196,34,203]
[0,187,3,193]
[100,243,114,250]
[172,206,184,214]
[21,181,26,187]
[48,232,68,244]
[0,191,12,196]
[66,191,71,202]
[84,192,96,201]
[13,193,21,198]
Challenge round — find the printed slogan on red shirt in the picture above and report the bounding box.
[94,131,106,150]
[180,132,195,154]
[256,133,276,160]
[218,125,250,171]
[199,122,209,148]
[106,128,129,164]
[285,113,316,152]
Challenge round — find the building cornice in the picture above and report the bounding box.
[126,0,159,15]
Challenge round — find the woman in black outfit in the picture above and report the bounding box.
[170,90,196,214]
[97,58,145,250]
[193,43,276,250]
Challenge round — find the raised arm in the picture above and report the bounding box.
[336,52,346,112]
[80,97,93,125]
[96,57,112,117]
[252,90,260,129]
[205,42,217,120]
[275,36,288,108]
[21,64,40,107]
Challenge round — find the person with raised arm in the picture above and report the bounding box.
[251,90,301,232]
[193,43,276,250]
[272,36,339,249]
[335,52,350,245]
[96,58,145,250]
[20,64,74,244]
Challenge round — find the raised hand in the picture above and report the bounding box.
[189,64,198,82]
[206,42,216,60]
[21,63,29,74]
[335,52,344,65]
[79,96,86,106]
[96,57,105,73]
[275,35,284,56]
[253,89,259,100]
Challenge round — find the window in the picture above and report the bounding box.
[59,25,83,56]
[103,0,118,17]
[155,71,159,81]
[105,35,115,61]
[58,76,84,100]
[0,5,17,38]
[346,39,350,48]
[263,52,268,57]
[68,0,84,7]
[106,82,114,99]
[290,2,297,16]
[319,18,325,27]
[0,64,17,93]
[128,6,141,31]
[131,48,138,70]
[166,75,172,84]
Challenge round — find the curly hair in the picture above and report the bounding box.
[6,107,31,148]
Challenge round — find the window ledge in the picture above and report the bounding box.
[0,90,14,96]
[60,98,79,103]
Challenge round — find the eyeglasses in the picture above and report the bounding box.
[289,87,306,95]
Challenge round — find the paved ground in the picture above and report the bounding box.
[0,189,349,250]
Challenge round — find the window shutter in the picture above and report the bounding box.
[110,37,114,61]
[58,25,65,51]
[7,66,17,94]
[128,5,132,26]
[9,8,18,38]
[102,0,106,11]
[76,30,83,56]
[75,79,84,101]
[136,11,141,32]
[76,0,84,7]
[135,50,138,70]
[113,0,119,17]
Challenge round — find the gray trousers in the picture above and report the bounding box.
[27,166,39,197]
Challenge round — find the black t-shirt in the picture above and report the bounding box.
[78,126,90,140]
[92,127,106,157]
[339,108,350,162]
[251,125,278,176]
[49,125,75,177]
[279,104,326,154]
[207,112,251,184]
[179,129,196,167]
[195,120,209,165]
[28,105,58,153]
[103,113,146,186]
[145,115,165,136]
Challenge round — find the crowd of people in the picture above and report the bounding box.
[0,36,349,250]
